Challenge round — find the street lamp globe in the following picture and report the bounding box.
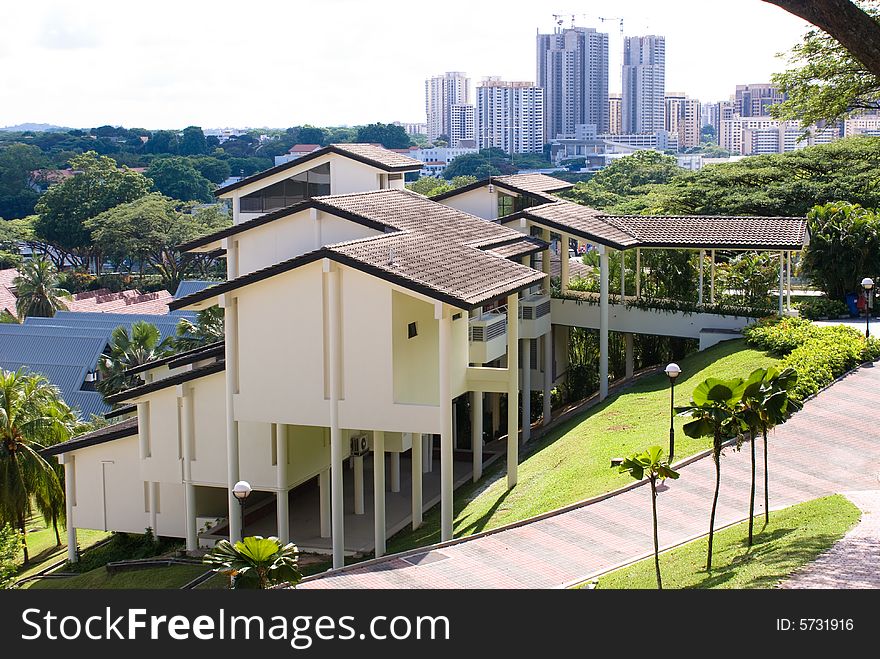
[862,277,874,291]
[665,363,682,380]
[232,480,252,504]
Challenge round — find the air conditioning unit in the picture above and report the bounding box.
[350,435,369,457]
[468,312,508,363]
[519,293,552,339]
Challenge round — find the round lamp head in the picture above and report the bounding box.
[665,363,682,380]
[862,277,874,291]
[232,480,252,501]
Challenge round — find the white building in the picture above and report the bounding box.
[425,72,471,143]
[449,104,476,148]
[399,146,479,177]
[721,116,840,155]
[475,78,545,154]
[844,113,880,137]
[665,93,701,149]
[621,35,666,134]
[393,121,428,136]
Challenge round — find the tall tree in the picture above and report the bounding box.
[355,123,412,149]
[96,321,173,398]
[174,306,224,352]
[146,157,214,202]
[0,143,45,220]
[34,151,152,265]
[179,126,208,156]
[13,257,71,319]
[0,369,75,565]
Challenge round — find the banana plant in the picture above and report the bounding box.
[204,535,302,589]
[677,377,746,571]
[615,446,679,589]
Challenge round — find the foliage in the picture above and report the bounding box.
[174,306,224,352]
[442,148,518,179]
[34,151,152,259]
[615,446,679,589]
[179,126,208,156]
[0,368,75,564]
[146,157,214,202]
[771,2,880,127]
[203,536,302,589]
[796,296,849,320]
[190,157,232,184]
[13,256,71,319]
[406,175,477,198]
[96,321,173,398]
[0,524,19,589]
[802,201,880,301]
[66,530,180,573]
[0,143,45,220]
[714,252,778,309]
[354,123,412,149]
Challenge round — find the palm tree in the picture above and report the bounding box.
[0,369,75,564]
[678,377,745,571]
[173,305,224,352]
[615,446,679,589]
[13,257,71,319]
[97,321,172,398]
[203,536,302,589]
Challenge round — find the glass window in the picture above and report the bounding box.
[241,162,332,212]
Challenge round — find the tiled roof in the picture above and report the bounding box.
[510,200,640,250]
[493,174,574,195]
[65,289,174,314]
[215,143,422,196]
[105,360,226,404]
[482,236,548,260]
[42,417,139,457]
[605,215,808,250]
[0,268,17,316]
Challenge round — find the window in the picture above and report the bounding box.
[452,312,462,321]
[407,322,418,339]
[240,162,331,212]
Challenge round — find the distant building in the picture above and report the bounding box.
[475,78,544,154]
[425,72,471,143]
[622,35,666,134]
[735,83,785,117]
[549,123,678,167]
[665,93,701,148]
[608,93,622,135]
[721,116,839,154]
[449,104,476,148]
[274,144,323,167]
[398,146,479,177]
[392,121,428,136]
[843,113,880,137]
[537,26,609,140]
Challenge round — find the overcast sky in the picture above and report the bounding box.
[0,0,811,130]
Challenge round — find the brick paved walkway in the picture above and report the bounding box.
[302,364,880,589]
[782,490,880,589]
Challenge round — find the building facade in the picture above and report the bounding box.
[665,93,701,148]
[449,104,476,148]
[721,116,840,155]
[475,78,545,154]
[537,26,609,140]
[621,35,665,134]
[425,72,471,143]
[608,93,622,135]
[735,83,785,117]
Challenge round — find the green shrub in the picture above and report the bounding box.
[68,530,181,573]
[743,317,821,355]
[797,297,849,320]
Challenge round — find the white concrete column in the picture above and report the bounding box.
[136,402,150,459]
[62,456,77,563]
[231,192,241,226]
[710,249,716,304]
[698,249,705,305]
[541,229,551,280]
[560,235,570,294]
[542,333,552,427]
[222,291,242,543]
[599,247,609,401]
[471,391,483,481]
[319,469,330,538]
[389,452,400,493]
[521,337,531,445]
[787,251,793,312]
[438,306,454,542]
[635,248,641,298]
[411,432,423,529]
[625,333,634,380]
[148,482,159,536]
[507,294,519,488]
[181,387,198,552]
[326,264,344,568]
[353,455,365,515]
[275,425,290,544]
[778,251,785,316]
[373,430,386,557]
[422,434,432,473]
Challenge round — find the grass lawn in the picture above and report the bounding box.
[27,563,212,590]
[595,495,860,589]
[386,339,779,555]
[13,513,110,581]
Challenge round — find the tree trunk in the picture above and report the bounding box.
[53,513,61,547]
[651,476,662,590]
[748,427,756,546]
[18,515,29,565]
[763,424,770,524]
[763,0,880,78]
[707,432,722,571]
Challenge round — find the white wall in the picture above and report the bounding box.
[438,187,498,220]
[330,155,382,194]
[190,371,229,486]
[141,387,182,484]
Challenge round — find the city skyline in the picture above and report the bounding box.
[1,0,812,129]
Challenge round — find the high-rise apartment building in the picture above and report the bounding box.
[536,26,609,140]
[475,78,544,154]
[449,104,476,148]
[621,35,666,134]
[425,72,471,143]
[721,116,838,154]
[665,92,701,148]
[734,83,785,117]
[608,93,622,134]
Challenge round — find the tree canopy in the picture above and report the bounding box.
[354,123,412,149]
[146,157,214,202]
[0,143,45,220]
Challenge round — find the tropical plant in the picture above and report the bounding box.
[174,306,224,352]
[678,377,746,570]
[615,446,679,589]
[0,369,75,564]
[0,523,18,588]
[96,321,173,398]
[12,256,71,319]
[203,536,302,589]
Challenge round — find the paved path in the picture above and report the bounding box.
[302,365,880,589]
[782,490,880,589]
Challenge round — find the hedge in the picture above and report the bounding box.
[743,317,880,400]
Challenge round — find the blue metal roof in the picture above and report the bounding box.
[174,280,218,299]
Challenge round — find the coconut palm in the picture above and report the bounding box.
[203,536,302,589]
[173,305,224,352]
[615,446,679,589]
[678,377,745,571]
[97,321,172,398]
[0,368,75,564]
[12,257,71,319]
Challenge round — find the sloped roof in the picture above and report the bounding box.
[42,417,139,457]
[505,200,640,250]
[483,236,547,260]
[431,173,573,203]
[0,268,18,316]
[174,280,217,299]
[105,360,226,404]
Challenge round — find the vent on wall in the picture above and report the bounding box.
[408,322,418,339]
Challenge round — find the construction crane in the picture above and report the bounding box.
[551,13,624,34]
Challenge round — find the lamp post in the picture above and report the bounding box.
[232,480,252,540]
[862,278,874,338]
[665,363,682,463]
